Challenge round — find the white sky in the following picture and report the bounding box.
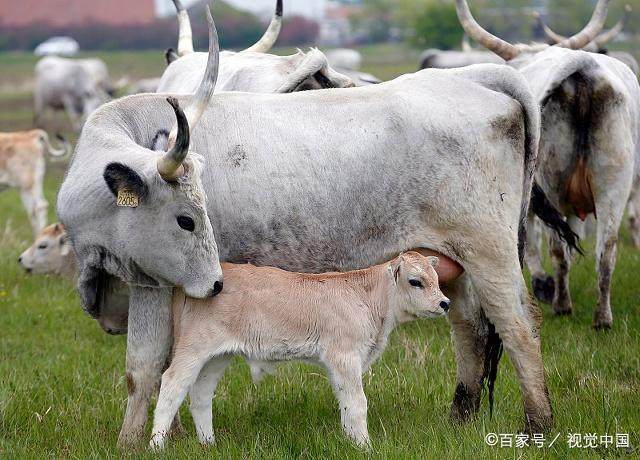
[155,0,326,19]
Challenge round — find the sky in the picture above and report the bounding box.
[155,0,327,19]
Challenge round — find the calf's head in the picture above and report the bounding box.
[19,223,72,276]
[389,251,450,320]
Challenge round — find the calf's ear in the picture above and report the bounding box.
[426,256,440,268]
[103,163,148,200]
[388,257,402,283]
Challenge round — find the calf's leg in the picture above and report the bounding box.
[117,287,173,448]
[325,353,369,447]
[150,350,210,450]
[189,356,231,445]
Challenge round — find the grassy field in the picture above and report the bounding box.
[0,45,639,459]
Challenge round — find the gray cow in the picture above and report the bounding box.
[161,0,354,94]
[34,56,113,131]
[457,0,640,329]
[58,8,577,447]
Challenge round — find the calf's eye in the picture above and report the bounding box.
[37,243,48,250]
[409,279,423,288]
[177,215,195,232]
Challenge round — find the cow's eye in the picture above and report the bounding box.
[177,215,195,232]
[409,279,423,288]
[37,242,48,250]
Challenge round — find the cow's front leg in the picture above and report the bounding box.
[446,276,486,422]
[326,353,369,447]
[549,231,572,315]
[118,286,173,448]
[525,214,555,304]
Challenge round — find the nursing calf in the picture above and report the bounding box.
[151,252,448,449]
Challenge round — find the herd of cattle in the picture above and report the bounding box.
[1,0,639,449]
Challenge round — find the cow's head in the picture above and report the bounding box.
[57,6,223,320]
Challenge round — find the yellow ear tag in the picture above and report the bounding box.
[116,190,139,208]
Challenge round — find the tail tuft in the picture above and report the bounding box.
[531,182,583,255]
[483,321,503,418]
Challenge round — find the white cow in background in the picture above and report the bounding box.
[34,56,113,131]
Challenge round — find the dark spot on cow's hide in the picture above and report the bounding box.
[532,274,555,304]
[151,129,169,151]
[126,372,136,395]
[227,145,248,168]
[490,108,524,151]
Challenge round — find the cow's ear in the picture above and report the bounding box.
[103,163,148,200]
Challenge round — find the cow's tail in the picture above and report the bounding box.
[38,130,70,160]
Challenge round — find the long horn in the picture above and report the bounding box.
[158,97,190,181]
[172,0,194,56]
[159,6,219,182]
[243,0,283,53]
[533,11,568,43]
[594,4,631,46]
[556,0,610,50]
[455,0,520,61]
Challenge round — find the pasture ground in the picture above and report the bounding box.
[0,44,638,459]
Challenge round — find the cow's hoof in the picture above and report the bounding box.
[450,383,480,423]
[532,275,555,304]
[592,312,613,330]
[553,305,573,316]
[523,414,554,435]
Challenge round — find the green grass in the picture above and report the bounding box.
[0,45,639,458]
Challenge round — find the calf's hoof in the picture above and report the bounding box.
[592,311,613,330]
[532,275,555,304]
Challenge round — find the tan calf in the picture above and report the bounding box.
[0,130,69,235]
[18,223,75,277]
[150,251,449,449]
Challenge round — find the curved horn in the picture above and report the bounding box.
[243,0,283,53]
[594,4,631,46]
[461,34,472,52]
[160,6,220,182]
[455,0,520,61]
[172,0,194,56]
[158,97,190,181]
[556,0,610,50]
[533,11,568,43]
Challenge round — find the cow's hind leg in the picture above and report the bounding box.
[525,214,555,304]
[592,189,628,329]
[446,276,487,422]
[549,229,573,316]
[118,287,173,448]
[471,258,552,432]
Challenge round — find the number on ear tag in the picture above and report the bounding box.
[116,190,139,208]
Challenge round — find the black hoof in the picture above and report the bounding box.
[532,275,555,304]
